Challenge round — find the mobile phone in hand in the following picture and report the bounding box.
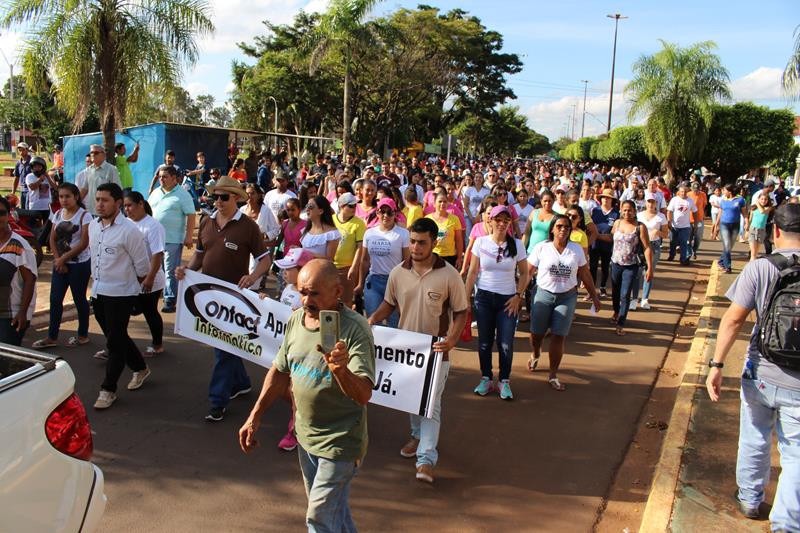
[320,310,340,353]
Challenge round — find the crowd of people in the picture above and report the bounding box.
[7,139,800,531]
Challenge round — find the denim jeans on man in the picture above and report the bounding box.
[718,222,739,270]
[737,376,800,531]
[208,348,251,409]
[634,240,661,301]
[298,445,358,533]
[162,242,183,307]
[363,273,398,328]
[610,263,638,327]
[48,259,91,340]
[409,360,450,468]
[474,289,516,381]
[690,221,704,256]
[669,226,692,262]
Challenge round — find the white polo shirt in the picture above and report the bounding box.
[89,211,151,297]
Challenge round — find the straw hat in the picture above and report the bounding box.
[206,175,247,200]
[599,188,616,200]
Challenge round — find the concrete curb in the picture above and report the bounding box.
[638,263,721,532]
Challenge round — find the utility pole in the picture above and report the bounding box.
[570,104,577,140]
[580,80,589,138]
[606,13,627,133]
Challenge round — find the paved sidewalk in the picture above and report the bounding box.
[641,256,775,532]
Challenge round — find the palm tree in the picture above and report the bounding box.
[2,0,213,152]
[626,40,730,185]
[783,25,800,99]
[306,0,381,155]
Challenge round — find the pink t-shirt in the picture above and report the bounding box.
[281,219,305,250]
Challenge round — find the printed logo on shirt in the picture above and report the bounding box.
[549,262,573,280]
[103,246,117,255]
[224,241,239,251]
[369,238,391,257]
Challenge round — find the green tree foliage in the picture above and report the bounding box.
[560,137,600,161]
[783,25,800,98]
[2,0,214,152]
[592,126,649,165]
[450,106,548,157]
[703,103,796,179]
[768,143,799,179]
[626,40,730,185]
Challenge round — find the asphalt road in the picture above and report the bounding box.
[30,246,712,532]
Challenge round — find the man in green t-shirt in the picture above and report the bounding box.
[239,259,375,531]
[114,142,140,191]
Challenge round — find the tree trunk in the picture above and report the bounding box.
[663,157,677,189]
[342,61,352,156]
[98,8,117,154]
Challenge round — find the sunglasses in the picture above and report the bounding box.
[379,209,394,216]
[496,246,506,263]
[554,224,571,230]
[568,214,580,220]
[212,193,230,201]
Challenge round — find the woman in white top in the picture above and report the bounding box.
[708,185,722,236]
[33,183,91,348]
[300,195,340,260]
[124,191,167,356]
[357,198,410,328]
[634,192,669,310]
[240,184,280,289]
[527,214,601,391]
[465,206,529,400]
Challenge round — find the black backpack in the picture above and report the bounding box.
[758,253,800,369]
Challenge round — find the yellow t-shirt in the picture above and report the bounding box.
[403,204,423,227]
[426,213,463,258]
[570,229,589,251]
[333,214,366,268]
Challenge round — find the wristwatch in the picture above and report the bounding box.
[708,360,724,369]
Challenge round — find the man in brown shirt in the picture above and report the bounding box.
[177,176,271,422]
[368,217,468,484]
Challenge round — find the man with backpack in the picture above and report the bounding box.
[706,202,800,531]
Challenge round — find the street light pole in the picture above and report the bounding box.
[606,13,627,134]
[267,95,278,150]
[570,104,577,140]
[580,80,589,138]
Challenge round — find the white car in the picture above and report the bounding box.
[0,346,106,532]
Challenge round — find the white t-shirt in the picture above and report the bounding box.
[133,215,166,293]
[463,186,491,218]
[579,198,599,214]
[528,241,587,294]
[472,236,526,294]
[750,189,777,206]
[513,203,533,236]
[0,232,37,321]
[363,225,410,276]
[300,229,341,258]
[637,211,668,241]
[25,173,51,210]
[264,189,297,220]
[666,196,697,229]
[280,284,302,310]
[50,207,91,264]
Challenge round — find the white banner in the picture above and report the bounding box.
[175,270,443,417]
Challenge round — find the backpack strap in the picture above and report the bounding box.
[763,253,792,272]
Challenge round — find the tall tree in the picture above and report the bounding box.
[783,24,800,98]
[2,0,214,152]
[625,40,730,185]
[305,0,381,154]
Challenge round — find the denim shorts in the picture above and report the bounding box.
[530,287,578,337]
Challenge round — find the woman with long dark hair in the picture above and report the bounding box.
[610,200,653,336]
[465,206,529,400]
[527,214,601,390]
[300,195,340,260]
[123,190,166,355]
[33,183,91,348]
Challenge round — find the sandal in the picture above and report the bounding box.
[610,316,618,325]
[548,377,566,391]
[519,311,530,322]
[615,326,626,336]
[527,355,539,372]
[93,349,108,360]
[144,346,164,357]
[67,336,89,347]
[32,338,58,348]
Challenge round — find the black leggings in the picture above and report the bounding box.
[138,290,163,346]
[589,247,612,290]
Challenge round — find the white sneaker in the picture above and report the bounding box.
[94,390,117,409]
[629,299,638,311]
[93,349,108,360]
[639,299,651,310]
[127,367,151,390]
[471,320,477,328]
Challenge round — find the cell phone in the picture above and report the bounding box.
[319,310,340,353]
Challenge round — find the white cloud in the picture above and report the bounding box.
[185,82,210,97]
[0,30,23,96]
[730,66,784,101]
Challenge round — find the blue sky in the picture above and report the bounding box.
[1,0,798,141]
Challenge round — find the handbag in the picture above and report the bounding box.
[460,309,473,342]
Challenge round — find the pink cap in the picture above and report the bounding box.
[644,191,658,202]
[376,198,398,212]
[274,247,315,270]
[489,205,512,218]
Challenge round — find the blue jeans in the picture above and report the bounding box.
[611,262,638,327]
[669,226,692,262]
[363,273,398,328]
[474,289,517,381]
[162,242,183,306]
[635,240,662,301]
[297,445,358,533]
[737,376,800,531]
[48,260,91,340]
[690,221,704,256]
[208,348,251,409]
[409,360,450,468]
[719,222,739,270]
